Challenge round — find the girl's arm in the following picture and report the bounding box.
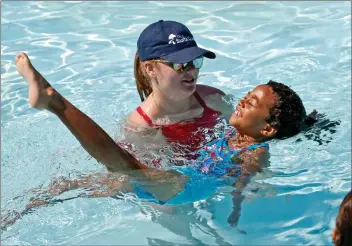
[227,148,270,227]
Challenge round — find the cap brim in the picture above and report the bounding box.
[161,46,216,63]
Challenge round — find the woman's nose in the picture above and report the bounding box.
[184,62,196,73]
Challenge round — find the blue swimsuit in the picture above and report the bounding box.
[129,128,268,205]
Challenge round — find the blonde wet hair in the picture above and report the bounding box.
[134,51,153,102]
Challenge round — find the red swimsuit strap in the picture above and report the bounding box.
[136,106,154,127]
[136,92,216,127]
[193,91,220,116]
[193,91,208,110]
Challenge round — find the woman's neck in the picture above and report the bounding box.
[151,90,194,115]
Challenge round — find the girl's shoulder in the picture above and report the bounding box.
[232,144,270,175]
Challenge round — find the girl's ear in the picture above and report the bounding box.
[260,123,277,138]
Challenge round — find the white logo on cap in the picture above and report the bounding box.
[168,33,194,45]
[168,34,177,44]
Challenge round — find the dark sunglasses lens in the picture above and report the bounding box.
[193,56,203,69]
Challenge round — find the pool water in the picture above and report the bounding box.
[1,1,351,245]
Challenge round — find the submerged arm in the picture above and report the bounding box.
[227,148,269,227]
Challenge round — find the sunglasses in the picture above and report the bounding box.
[153,56,204,72]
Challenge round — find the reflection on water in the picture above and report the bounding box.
[1,1,351,245]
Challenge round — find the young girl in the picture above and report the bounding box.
[124,80,318,205]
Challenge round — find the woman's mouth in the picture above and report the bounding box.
[182,78,195,84]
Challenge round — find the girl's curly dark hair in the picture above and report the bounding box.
[265,80,340,143]
[333,190,352,246]
[265,80,317,139]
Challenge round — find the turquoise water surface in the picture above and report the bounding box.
[1,1,351,245]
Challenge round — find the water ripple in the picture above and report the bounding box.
[1,1,351,245]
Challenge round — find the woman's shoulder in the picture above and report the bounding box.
[196,84,226,97]
[195,84,233,118]
[126,109,152,128]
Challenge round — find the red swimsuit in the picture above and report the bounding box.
[136,92,223,155]
[118,92,224,167]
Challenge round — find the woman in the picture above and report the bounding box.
[127,20,230,141]
[123,20,232,165]
[14,20,232,172]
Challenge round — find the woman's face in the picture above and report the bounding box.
[148,60,200,99]
[229,84,278,139]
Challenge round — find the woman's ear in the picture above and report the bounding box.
[143,62,155,77]
[260,123,277,138]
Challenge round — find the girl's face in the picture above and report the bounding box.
[229,84,278,140]
[145,59,200,99]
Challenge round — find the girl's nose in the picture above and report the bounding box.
[238,99,245,108]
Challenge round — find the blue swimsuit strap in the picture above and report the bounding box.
[243,142,269,151]
[223,127,269,152]
[221,139,269,157]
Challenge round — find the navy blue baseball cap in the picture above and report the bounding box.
[137,20,216,63]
